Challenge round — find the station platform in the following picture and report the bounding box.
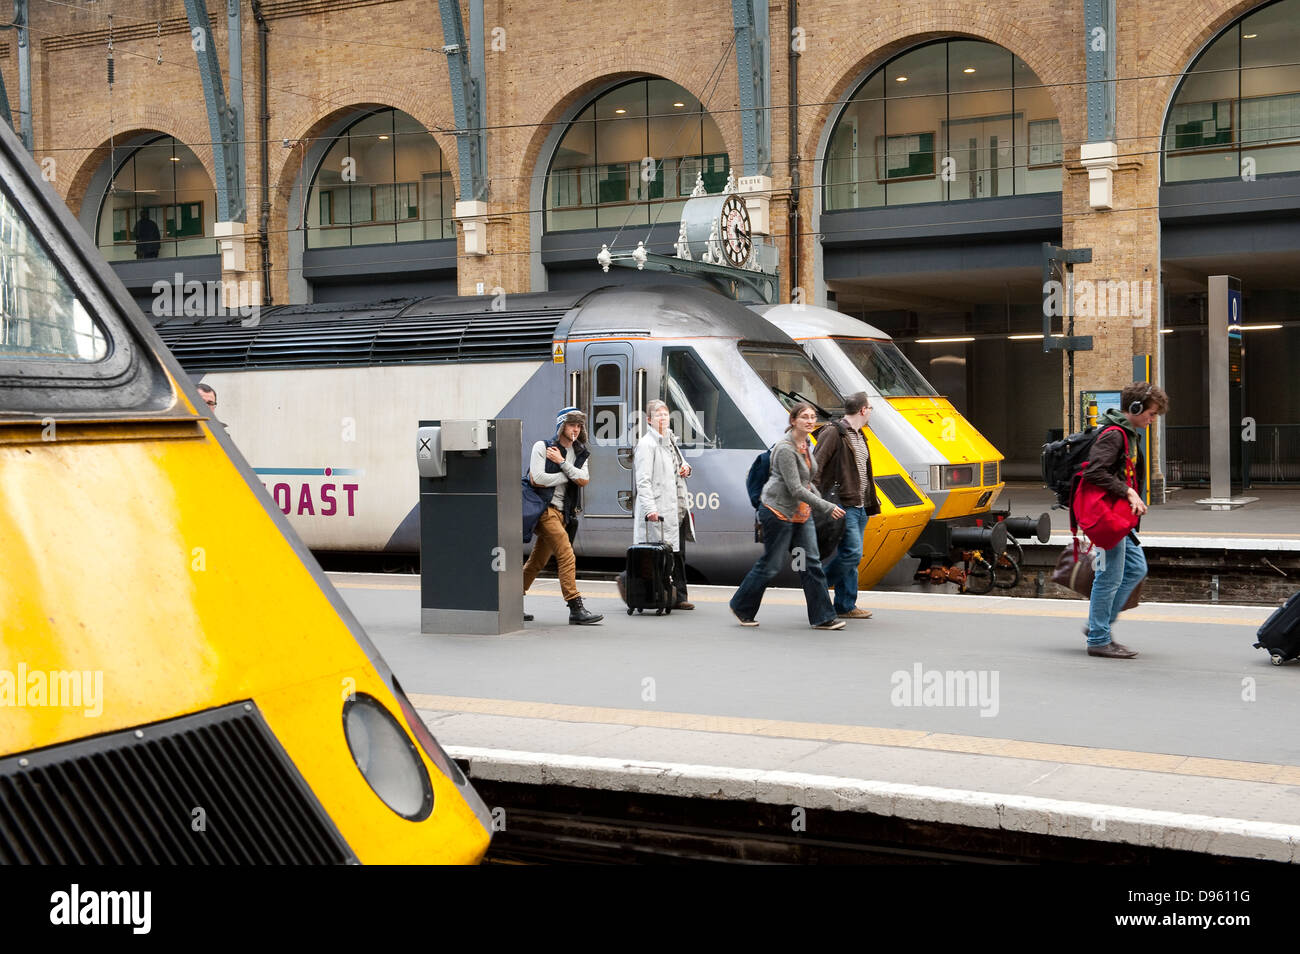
[1000,482,1300,550]
[332,571,1300,862]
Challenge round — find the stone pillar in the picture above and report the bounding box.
[1062,143,1165,500]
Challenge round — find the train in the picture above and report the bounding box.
[0,118,491,864]
[757,304,1005,519]
[156,283,938,588]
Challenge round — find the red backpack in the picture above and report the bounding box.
[1070,425,1139,550]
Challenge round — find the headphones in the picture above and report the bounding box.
[1128,384,1152,416]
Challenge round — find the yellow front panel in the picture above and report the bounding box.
[0,426,487,864]
[887,397,1002,464]
[857,430,934,590]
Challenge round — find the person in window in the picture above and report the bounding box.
[522,407,603,625]
[813,391,880,620]
[729,402,845,630]
[134,210,161,259]
[626,399,694,610]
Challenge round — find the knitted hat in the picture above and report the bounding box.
[555,406,587,442]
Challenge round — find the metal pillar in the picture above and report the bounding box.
[1084,0,1116,143]
[731,0,770,176]
[1199,276,1255,509]
[438,0,486,201]
[14,0,32,152]
[1042,243,1095,434]
[184,0,245,222]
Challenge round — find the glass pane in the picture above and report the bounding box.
[1241,2,1300,175]
[1164,26,1239,182]
[947,43,1014,198]
[595,360,621,396]
[1014,56,1062,194]
[835,339,939,397]
[826,72,884,210]
[664,349,760,449]
[0,188,108,362]
[885,44,946,205]
[739,347,843,417]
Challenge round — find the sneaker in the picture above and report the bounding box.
[813,619,846,631]
[1087,641,1138,659]
[523,613,534,622]
[837,608,873,620]
[730,607,759,627]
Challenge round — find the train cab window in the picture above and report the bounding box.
[740,346,842,419]
[0,189,107,362]
[0,169,173,415]
[835,338,939,398]
[591,360,625,443]
[663,348,760,450]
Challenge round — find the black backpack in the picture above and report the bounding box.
[746,447,774,509]
[1041,427,1101,508]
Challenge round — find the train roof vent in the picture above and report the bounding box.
[156,309,564,371]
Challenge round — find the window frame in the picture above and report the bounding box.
[0,131,177,416]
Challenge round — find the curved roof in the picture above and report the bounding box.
[154,283,800,373]
[754,303,891,341]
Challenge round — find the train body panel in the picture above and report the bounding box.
[161,283,934,587]
[0,117,490,864]
[757,303,1006,523]
[201,361,545,550]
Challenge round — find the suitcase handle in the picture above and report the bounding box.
[645,514,666,543]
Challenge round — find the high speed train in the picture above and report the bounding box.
[0,118,490,864]
[758,304,1005,526]
[156,283,934,588]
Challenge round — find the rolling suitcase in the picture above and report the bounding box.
[1254,591,1300,665]
[624,516,676,616]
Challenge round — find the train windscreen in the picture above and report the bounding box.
[740,346,843,419]
[0,187,108,362]
[835,339,938,398]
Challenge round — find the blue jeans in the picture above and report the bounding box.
[828,505,867,614]
[730,509,837,626]
[1086,533,1147,646]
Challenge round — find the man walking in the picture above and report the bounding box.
[522,407,603,624]
[813,392,880,620]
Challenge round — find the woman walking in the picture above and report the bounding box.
[631,399,694,610]
[730,403,845,629]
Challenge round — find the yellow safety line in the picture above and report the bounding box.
[410,692,1300,786]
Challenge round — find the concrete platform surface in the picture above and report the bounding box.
[333,572,1300,860]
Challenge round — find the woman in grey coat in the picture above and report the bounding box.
[630,399,694,609]
[729,402,844,629]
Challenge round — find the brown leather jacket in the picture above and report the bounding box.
[813,418,881,515]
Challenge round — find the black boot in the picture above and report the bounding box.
[568,597,603,625]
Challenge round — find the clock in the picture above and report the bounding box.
[720,194,752,267]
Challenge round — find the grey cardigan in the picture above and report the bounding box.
[760,432,835,518]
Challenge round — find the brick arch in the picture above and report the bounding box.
[1136,0,1283,141]
[62,114,215,217]
[801,17,1078,167]
[509,52,743,207]
[269,92,459,241]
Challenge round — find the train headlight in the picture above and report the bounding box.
[343,693,434,821]
[935,465,976,489]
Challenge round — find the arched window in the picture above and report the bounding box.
[95,136,216,261]
[824,40,1062,210]
[545,78,729,231]
[1164,0,1300,183]
[306,109,453,248]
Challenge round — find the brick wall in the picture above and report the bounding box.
[0,0,1269,380]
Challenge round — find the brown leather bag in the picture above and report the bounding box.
[1051,536,1143,610]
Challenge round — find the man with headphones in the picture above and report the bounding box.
[1078,381,1169,658]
